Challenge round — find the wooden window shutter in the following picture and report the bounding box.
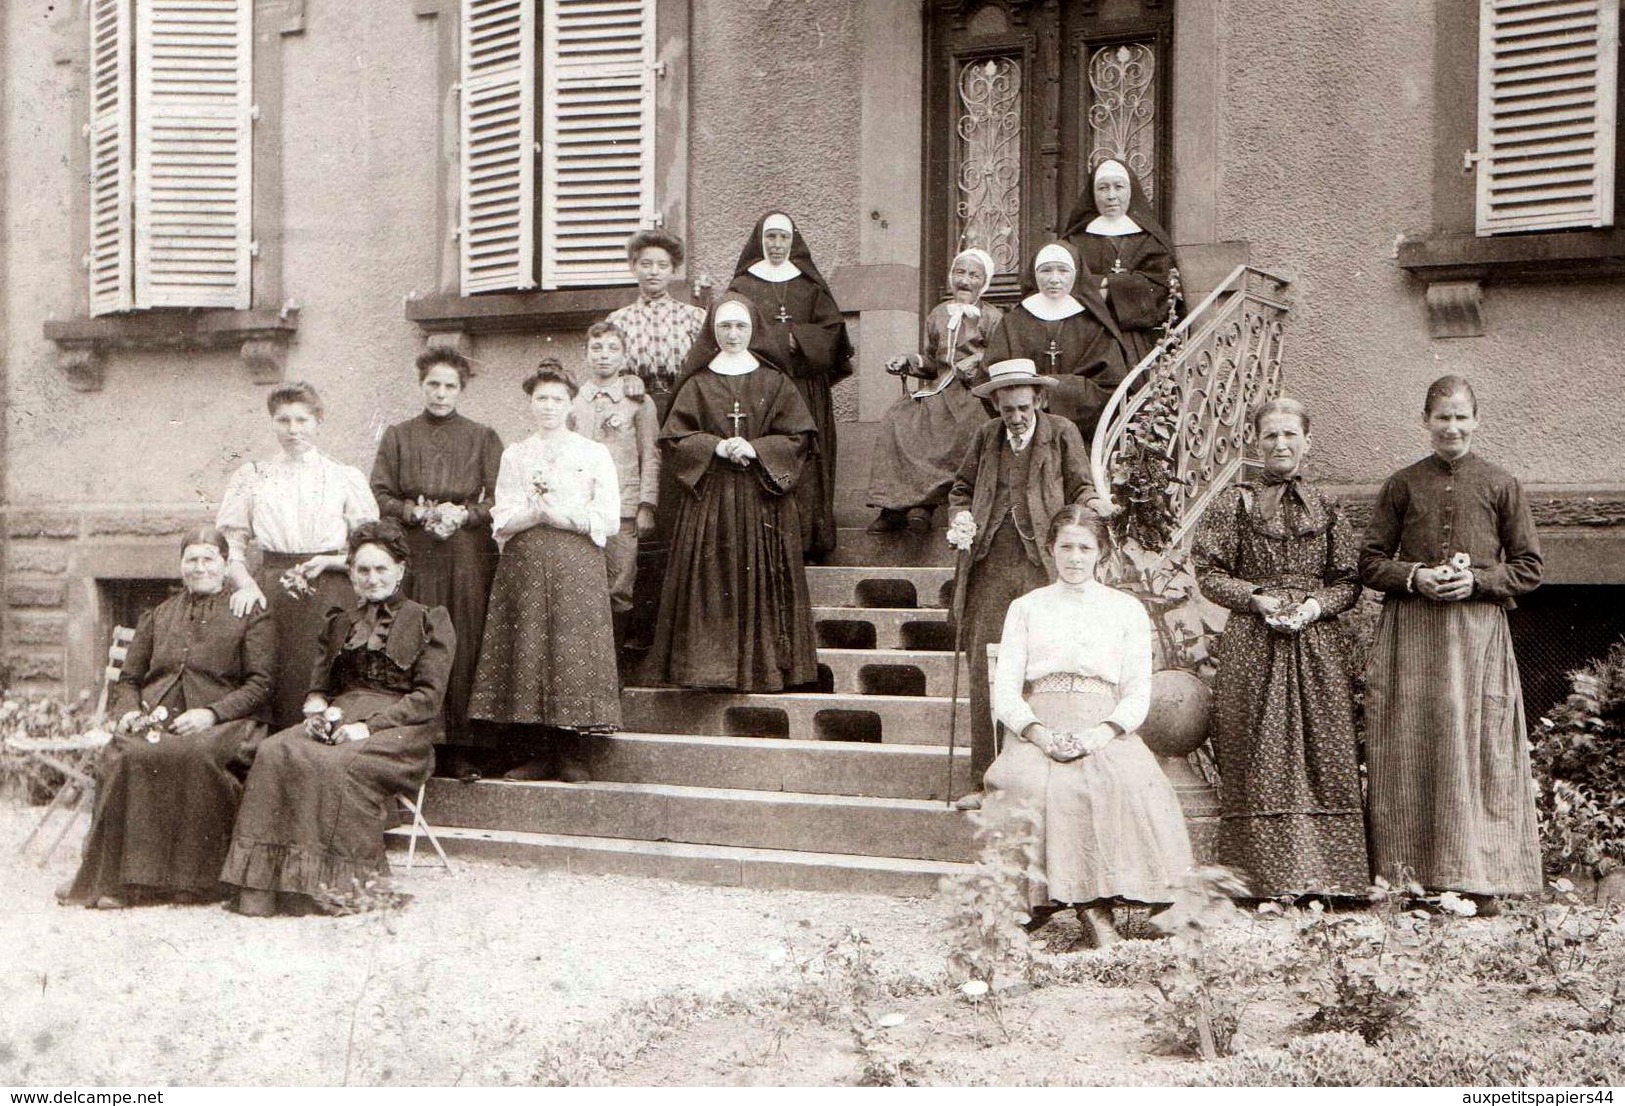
[88,0,134,316]
[539,0,656,289]
[1475,0,1620,235]
[132,0,253,309]
[460,0,538,294]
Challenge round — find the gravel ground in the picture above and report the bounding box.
[0,801,956,1086]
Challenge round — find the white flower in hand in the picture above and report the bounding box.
[946,511,978,551]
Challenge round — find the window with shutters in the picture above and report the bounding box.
[458,0,660,296]
[1397,0,1625,310]
[86,0,254,316]
[1472,0,1619,235]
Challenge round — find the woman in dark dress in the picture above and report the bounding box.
[370,348,503,775]
[1061,158,1180,368]
[726,211,854,561]
[1194,398,1370,900]
[980,241,1130,442]
[221,520,454,917]
[1359,375,1543,915]
[647,294,820,692]
[59,528,275,909]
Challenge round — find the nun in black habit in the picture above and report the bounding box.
[646,293,820,692]
[1061,158,1181,368]
[726,211,854,561]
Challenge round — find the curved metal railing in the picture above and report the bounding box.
[1090,264,1293,552]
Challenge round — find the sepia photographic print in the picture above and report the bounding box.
[2,0,1625,1092]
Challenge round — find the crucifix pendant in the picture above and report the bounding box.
[1110,258,1125,274]
[727,400,748,438]
[1045,338,1062,370]
[775,304,792,325]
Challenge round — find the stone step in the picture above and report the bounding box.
[805,565,955,610]
[387,826,969,896]
[813,605,954,651]
[818,647,968,699]
[620,687,972,745]
[584,730,968,801]
[419,778,977,863]
[823,527,955,568]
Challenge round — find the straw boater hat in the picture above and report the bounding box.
[971,358,1059,400]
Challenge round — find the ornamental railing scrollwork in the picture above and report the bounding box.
[1091,265,1292,555]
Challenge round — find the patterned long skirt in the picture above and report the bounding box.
[63,719,265,904]
[220,689,435,898]
[399,525,497,738]
[1364,597,1542,895]
[984,682,1194,907]
[1210,612,1370,898]
[256,551,355,729]
[467,525,622,730]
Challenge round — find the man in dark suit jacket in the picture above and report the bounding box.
[948,358,1096,809]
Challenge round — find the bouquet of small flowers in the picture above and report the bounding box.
[304,706,346,745]
[1264,599,1317,634]
[1437,551,1473,582]
[601,411,628,432]
[117,704,170,745]
[279,565,315,600]
[417,497,463,541]
[1045,729,1087,762]
[946,511,978,553]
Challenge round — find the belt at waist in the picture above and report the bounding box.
[258,549,345,566]
[1027,672,1116,696]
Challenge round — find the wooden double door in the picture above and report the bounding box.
[922,0,1174,304]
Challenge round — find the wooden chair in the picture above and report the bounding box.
[9,626,135,867]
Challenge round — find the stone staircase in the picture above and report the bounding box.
[391,526,984,895]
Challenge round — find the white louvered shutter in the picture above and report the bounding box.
[1475,0,1620,235]
[460,0,537,294]
[540,0,656,289]
[132,0,253,308]
[88,0,134,316]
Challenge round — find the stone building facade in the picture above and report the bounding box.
[1,0,1622,703]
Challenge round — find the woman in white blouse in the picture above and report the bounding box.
[467,363,623,782]
[986,504,1194,946]
[218,382,379,727]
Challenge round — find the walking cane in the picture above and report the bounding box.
[943,542,970,807]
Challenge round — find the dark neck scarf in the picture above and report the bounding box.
[345,594,400,652]
[1248,470,1327,537]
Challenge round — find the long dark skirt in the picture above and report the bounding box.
[647,465,818,692]
[963,523,1049,786]
[467,525,622,731]
[219,689,435,898]
[399,525,496,738]
[62,719,265,904]
[257,551,355,729]
[791,373,838,559]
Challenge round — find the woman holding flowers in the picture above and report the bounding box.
[60,528,274,909]
[1195,398,1369,900]
[221,520,453,917]
[370,348,503,769]
[1359,375,1544,914]
[984,505,1193,947]
[467,364,622,782]
[218,382,378,728]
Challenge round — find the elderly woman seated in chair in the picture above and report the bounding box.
[59,527,275,909]
[221,519,454,917]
